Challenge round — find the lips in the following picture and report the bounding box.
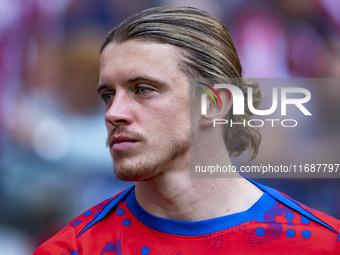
[110,136,139,151]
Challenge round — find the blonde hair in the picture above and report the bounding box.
[101,6,262,160]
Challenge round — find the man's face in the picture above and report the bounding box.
[98,40,191,181]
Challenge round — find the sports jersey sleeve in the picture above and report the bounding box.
[33,224,79,255]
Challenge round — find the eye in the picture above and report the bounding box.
[101,93,114,103]
[136,86,152,95]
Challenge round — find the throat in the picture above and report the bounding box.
[134,174,264,221]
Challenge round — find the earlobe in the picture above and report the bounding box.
[200,88,233,126]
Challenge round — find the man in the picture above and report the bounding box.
[34,6,340,254]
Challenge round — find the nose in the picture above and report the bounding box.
[105,92,133,127]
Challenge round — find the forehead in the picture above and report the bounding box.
[99,40,185,84]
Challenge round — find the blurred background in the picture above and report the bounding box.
[0,0,339,254]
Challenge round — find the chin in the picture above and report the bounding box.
[114,163,161,182]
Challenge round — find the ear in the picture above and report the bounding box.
[201,88,233,127]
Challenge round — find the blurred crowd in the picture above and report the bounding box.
[0,0,339,254]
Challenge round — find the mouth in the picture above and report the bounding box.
[110,136,139,151]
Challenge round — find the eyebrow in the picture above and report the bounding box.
[96,75,166,94]
[96,84,109,95]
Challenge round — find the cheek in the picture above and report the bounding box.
[144,108,178,135]
[161,108,190,135]
[105,122,110,132]
[140,97,191,134]
[105,120,114,132]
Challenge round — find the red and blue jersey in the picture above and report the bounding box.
[33,180,340,254]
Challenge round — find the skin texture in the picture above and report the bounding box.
[98,40,263,221]
[98,40,191,182]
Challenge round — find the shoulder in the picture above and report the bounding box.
[33,186,134,254]
[254,179,339,243]
[249,178,339,230]
[68,196,116,235]
[274,189,340,253]
[248,179,340,253]
[72,185,135,236]
[275,188,340,233]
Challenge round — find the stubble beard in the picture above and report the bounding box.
[113,131,191,182]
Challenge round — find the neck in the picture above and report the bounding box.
[134,157,263,221]
[134,128,263,221]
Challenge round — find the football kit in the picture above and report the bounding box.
[33,179,340,254]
